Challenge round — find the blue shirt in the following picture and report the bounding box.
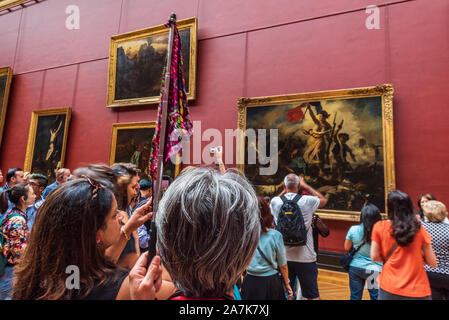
[133,198,150,249]
[42,182,59,200]
[247,229,287,277]
[0,183,11,192]
[345,224,382,272]
[26,199,44,231]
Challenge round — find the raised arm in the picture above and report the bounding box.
[299,177,327,208]
[105,200,152,263]
[214,147,226,175]
[54,121,63,135]
[306,104,320,125]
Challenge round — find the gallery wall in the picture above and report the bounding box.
[0,0,448,253]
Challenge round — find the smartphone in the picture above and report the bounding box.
[210,146,222,154]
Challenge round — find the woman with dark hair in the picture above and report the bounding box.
[12,178,163,300]
[371,190,437,300]
[241,197,293,300]
[0,183,36,299]
[344,203,383,300]
[111,163,141,269]
[416,193,437,220]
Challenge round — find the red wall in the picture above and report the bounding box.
[1,0,448,253]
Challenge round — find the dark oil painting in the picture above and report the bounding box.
[114,127,176,180]
[31,114,68,182]
[245,97,386,212]
[114,28,191,101]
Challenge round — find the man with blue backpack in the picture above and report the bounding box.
[270,173,327,300]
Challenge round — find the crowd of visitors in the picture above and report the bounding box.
[0,162,447,300]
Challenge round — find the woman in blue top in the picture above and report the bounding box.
[241,197,293,300]
[344,203,383,300]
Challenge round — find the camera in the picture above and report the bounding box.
[210,146,222,154]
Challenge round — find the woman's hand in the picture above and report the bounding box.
[214,146,223,162]
[285,283,294,300]
[118,211,128,224]
[129,252,163,300]
[124,198,152,234]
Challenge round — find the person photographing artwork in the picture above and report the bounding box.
[211,146,225,174]
[270,174,327,300]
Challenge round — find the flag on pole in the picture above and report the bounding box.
[148,17,193,180]
[286,104,306,123]
[309,101,322,115]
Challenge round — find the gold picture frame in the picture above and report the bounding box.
[24,108,72,182]
[0,67,13,148]
[0,0,26,10]
[237,84,395,221]
[109,122,181,179]
[107,17,197,108]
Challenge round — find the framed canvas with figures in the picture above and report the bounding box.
[237,84,395,221]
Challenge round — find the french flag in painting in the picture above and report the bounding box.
[285,101,323,123]
[286,104,306,123]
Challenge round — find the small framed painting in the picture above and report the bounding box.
[109,121,181,179]
[24,108,72,182]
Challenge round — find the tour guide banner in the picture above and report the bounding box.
[149,14,193,180]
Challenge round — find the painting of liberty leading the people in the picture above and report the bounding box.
[243,95,386,213]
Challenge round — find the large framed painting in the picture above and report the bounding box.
[24,108,71,182]
[107,17,197,108]
[0,67,13,148]
[237,84,395,221]
[109,122,181,180]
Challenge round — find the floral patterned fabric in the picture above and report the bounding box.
[149,16,193,180]
[1,208,29,265]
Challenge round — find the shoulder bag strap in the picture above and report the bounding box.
[384,242,398,264]
[280,195,287,203]
[256,246,277,271]
[352,240,366,255]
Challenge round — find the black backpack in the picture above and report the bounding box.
[276,195,308,246]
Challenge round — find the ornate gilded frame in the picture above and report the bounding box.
[0,67,13,148]
[107,17,197,108]
[109,122,181,178]
[24,108,72,173]
[237,84,395,221]
[0,0,26,10]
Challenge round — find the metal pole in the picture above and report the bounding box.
[153,13,176,218]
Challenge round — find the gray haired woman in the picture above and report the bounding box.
[133,167,261,300]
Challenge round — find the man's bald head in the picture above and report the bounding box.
[284,174,300,192]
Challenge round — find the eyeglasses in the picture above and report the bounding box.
[82,176,105,199]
